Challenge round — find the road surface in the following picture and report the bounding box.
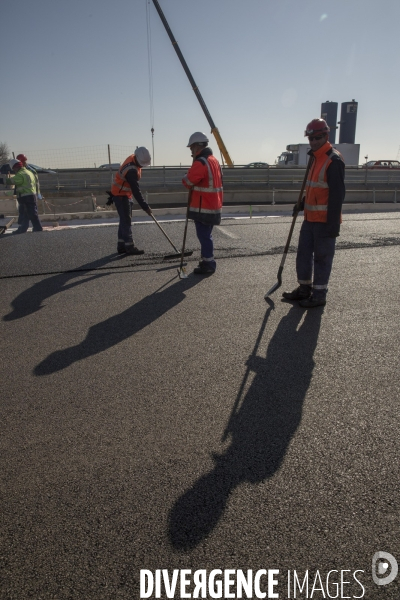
[1,211,399,599]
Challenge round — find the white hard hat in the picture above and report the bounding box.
[187,132,209,147]
[135,146,151,167]
[9,159,22,169]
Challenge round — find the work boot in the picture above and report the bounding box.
[193,261,215,275]
[282,284,311,301]
[299,295,326,308]
[125,245,144,256]
[117,243,126,254]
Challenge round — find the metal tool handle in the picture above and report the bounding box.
[150,213,179,253]
[265,155,314,298]
[178,189,192,274]
[283,154,314,256]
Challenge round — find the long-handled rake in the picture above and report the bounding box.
[177,190,193,279]
[149,213,193,260]
[264,155,314,299]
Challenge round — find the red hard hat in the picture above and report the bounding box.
[304,118,330,137]
[16,153,28,162]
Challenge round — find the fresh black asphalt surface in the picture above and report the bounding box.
[1,211,400,599]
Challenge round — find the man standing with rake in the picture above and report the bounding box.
[182,132,223,275]
[282,118,345,308]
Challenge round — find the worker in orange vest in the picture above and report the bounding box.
[108,147,153,255]
[282,118,345,308]
[182,132,223,274]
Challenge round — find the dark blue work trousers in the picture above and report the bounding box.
[17,198,24,225]
[296,220,336,299]
[114,196,133,246]
[194,220,216,271]
[17,195,43,232]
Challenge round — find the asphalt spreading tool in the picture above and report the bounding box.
[149,213,193,260]
[264,155,314,299]
[177,190,192,279]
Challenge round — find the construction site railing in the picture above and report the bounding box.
[37,166,400,196]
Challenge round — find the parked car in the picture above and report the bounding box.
[242,162,269,168]
[99,163,121,170]
[0,162,56,174]
[27,163,57,174]
[365,160,400,169]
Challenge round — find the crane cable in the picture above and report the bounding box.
[146,0,155,166]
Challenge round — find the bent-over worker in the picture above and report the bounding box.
[109,147,153,255]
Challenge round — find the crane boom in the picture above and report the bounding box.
[151,0,234,167]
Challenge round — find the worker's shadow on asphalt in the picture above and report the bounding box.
[3,254,123,322]
[168,304,323,551]
[33,273,202,376]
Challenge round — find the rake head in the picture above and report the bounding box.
[264,280,281,299]
[265,266,284,299]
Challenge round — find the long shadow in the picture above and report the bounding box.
[168,304,323,550]
[3,254,124,321]
[34,274,202,376]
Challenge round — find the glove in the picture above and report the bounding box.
[292,198,305,216]
[326,223,340,238]
[105,191,114,206]
[145,207,153,216]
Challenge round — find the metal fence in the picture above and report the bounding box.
[37,165,400,195]
[3,165,399,217]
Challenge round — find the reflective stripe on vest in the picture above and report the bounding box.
[304,203,328,211]
[194,207,221,214]
[193,157,223,193]
[304,147,333,222]
[306,157,330,189]
[115,183,132,194]
[111,155,141,197]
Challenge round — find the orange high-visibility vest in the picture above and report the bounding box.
[304,142,343,223]
[183,153,223,224]
[111,154,142,198]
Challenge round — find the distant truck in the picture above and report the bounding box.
[277,143,360,167]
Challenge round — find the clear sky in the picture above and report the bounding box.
[1,0,399,168]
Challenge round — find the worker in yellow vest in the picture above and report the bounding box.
[108,147,152,255]
[6,159,43,234]
[282,119,345,308]
[15,153,42,226]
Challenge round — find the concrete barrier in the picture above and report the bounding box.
[1,166,399,217]
[3,202,398,225]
